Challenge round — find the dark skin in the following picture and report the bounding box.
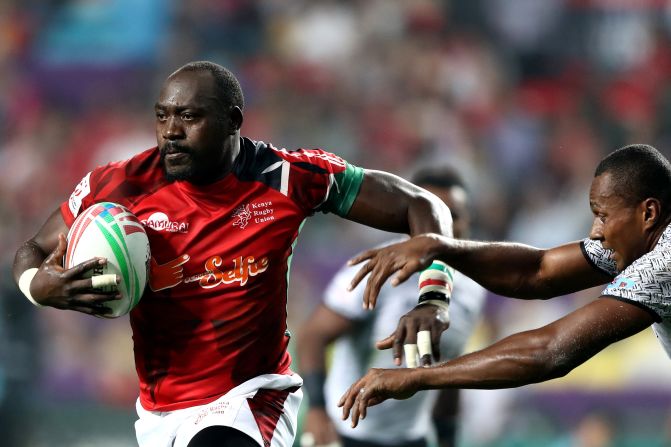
[339,172,666,427]
[13,67,451,347]
[297,185,469,447]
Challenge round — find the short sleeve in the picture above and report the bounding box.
[581,238,618,277]
[266,145,364,217]
[600,249,671,323]
[319,163,364,217]
[61,170,96,226]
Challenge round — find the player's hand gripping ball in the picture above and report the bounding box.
[64,202,150,318]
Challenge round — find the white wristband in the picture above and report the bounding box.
[18,268,43,307]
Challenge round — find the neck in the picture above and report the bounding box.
[190,134,241,186]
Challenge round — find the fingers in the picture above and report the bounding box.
[64,257,107,279]
[403,344,418,368]
[375,334,395,351]
[91,274,118,289]
[362,260,398,310]
[391,325,407,366]
[347,249,377,267]
[69,292,123,306]
[44,233,68,265]
[431,328,442,362]
[391,261,420,287]
[417,330,433,366]
[348,262,373,294]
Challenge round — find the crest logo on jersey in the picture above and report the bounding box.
[607,277,637,290]
[142,212,189,233]
[232,204,252,229]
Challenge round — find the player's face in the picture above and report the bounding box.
[589,173,647,271]
[155,70,235,184]
[422,185,471,239]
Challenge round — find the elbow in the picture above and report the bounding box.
[515,331,577,382]
[412,191,453,237]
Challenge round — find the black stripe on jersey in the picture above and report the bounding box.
[293,161,328,174]
[233,137,284,192]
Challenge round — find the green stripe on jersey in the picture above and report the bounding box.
[323,163,364,217]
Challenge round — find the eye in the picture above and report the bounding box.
[182,112,195,121]
[155,111,167,122]
[599,215,606,223]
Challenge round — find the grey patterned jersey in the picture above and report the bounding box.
[581,223,671,357]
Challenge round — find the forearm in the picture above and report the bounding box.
[433,238,548,298]
[413,330,570,390]
[346,170,453,237]
[13,240,49,283]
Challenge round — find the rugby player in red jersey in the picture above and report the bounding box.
[12,61,453,447]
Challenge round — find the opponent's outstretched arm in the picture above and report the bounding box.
[349,234,613,309]
[339,296,656,427]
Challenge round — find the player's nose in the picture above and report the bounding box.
[163,116,185,140]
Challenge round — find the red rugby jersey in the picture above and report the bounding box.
[60,137,364,411]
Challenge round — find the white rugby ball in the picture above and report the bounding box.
[64,202,150,318]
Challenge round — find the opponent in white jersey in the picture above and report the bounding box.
[338,144,671,425]
[298,167,486,447]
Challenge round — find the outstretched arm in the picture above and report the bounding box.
[13,208,119,315]
[339,297,656,426]
[349,234,613,309]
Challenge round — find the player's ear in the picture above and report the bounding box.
[230,106,243,132]
[642,197,661,229]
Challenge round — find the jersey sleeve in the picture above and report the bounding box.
[272,147,364,217]
[60,161,126,225]
[580,238,618,277]
[60,169,99,226]
[600,249,671,323]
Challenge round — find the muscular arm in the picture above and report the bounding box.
[350,235,613,307]
[340,297,656,426]
[432,239,612,299]
[345,170,453,238]
[13,209,68,282]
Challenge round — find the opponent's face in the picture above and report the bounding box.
[422,185,471,239]
[589,173,647,271]
[155,70,234,183]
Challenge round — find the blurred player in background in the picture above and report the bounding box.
[12,61,455,447]
[297,166,486,447]
[339,144,671,426]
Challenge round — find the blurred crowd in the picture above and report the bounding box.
[3,0,671,445]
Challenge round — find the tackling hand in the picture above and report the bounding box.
[348,234,448,310]
[338,368,420,428]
